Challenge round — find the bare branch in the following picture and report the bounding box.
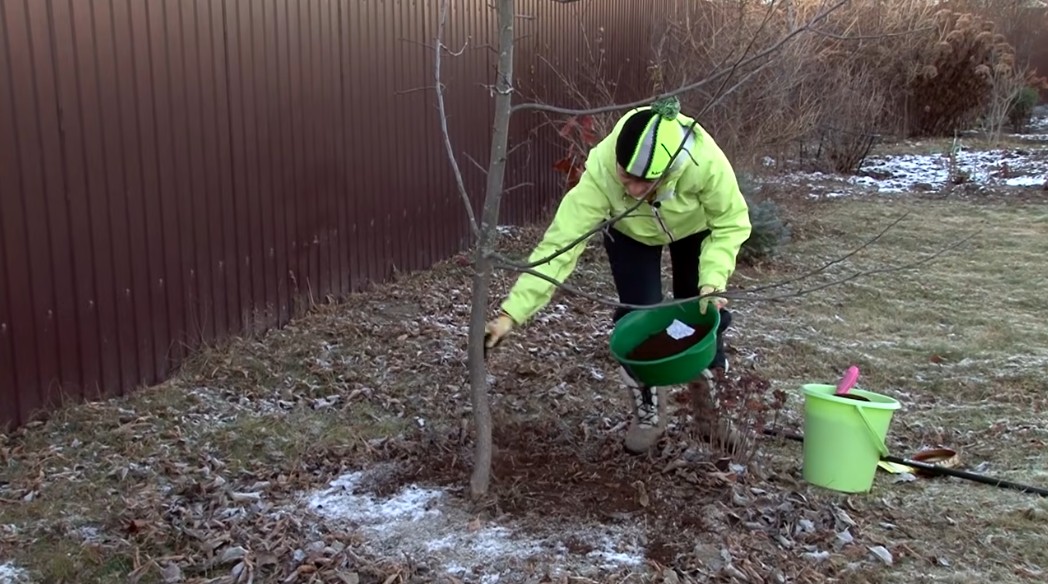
[444,37,470,57]
[435,1,481,240]
[491,263,731,310]
[735,212,911,296]
[492,231,977,310]
[488,194,641,265]
[504,182,533,195]
[696,0,781,118]
[464,139,530,176]
[739,232,979,301]
[464,153,487,175]
[398,38,436,51]
[395,85,437,96]
[698,57,777,117]
[510,0,850,116]
[810,25,936,41]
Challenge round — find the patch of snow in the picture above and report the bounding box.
[1004,174,1046,187]
[301,471,647,581]
[771,137,1048,197]
[0,564,30,584]
[849,148,1048,193]
[1028,108,1048,132]
[73,525,103,543]
[186,386,287,422]
[1015,133,1048,142]
[309,472,443,525]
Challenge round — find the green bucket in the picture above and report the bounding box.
[800,383,902,493]
[608,300,720,386]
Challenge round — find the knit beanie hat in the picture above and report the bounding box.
[615,96,690,180]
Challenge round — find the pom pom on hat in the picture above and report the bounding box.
[650,95,681,120]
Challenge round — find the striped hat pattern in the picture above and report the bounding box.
[615,96,695,181]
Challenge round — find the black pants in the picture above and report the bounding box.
[603,227,732,371]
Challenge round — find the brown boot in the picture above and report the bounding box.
[619,366,666,455]
[689,368,746,456]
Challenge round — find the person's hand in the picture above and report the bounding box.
[484,313,515,349]
[698,285,727,315]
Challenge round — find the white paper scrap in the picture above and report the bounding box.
[666,319,696,340]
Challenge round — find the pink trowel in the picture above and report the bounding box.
[835,365,860,396]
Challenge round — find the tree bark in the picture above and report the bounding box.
[468,0,516,500]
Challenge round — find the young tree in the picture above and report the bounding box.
[434,0,973,499]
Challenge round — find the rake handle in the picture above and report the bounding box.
[762,428,1048,498]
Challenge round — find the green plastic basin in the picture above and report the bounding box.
[608,299,720,386]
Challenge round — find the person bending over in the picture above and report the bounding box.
[484,97,752,455]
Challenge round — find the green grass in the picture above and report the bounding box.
[730,195,1048,582]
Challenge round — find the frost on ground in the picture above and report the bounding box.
[300,468,646,581]
[765,113,1048,197]
[0,564,29,584]
[772,146,1048,197]
[849,147,1048,192]
[1028,107,1048,132]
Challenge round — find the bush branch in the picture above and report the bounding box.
[737,229,980,299]
[435,1,481,240]
[509,0,850,117]
[736,211,911,296]
[491,228,977,311]
[695,0,782,118]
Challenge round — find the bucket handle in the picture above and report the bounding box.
[855,405,890,457]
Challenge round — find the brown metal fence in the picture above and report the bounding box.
[0,0,653,429]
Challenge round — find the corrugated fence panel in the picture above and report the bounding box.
[182,0,222,340]
[266,0,291,323]
[89,0,147,393]
[50,0,103,403]
[354,0,376,285]
[0,0,36,420]
[3,0,67,418]
[0,0,658,429]
[224,0,252,331]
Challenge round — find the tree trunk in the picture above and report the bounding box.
[468,0,516,500]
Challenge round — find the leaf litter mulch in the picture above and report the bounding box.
[0,225,901,584]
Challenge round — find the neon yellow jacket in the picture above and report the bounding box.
[500,111,752,325]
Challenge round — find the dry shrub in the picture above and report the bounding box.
[644,0,1033,163]
[536,0,1038,186]
[902,9,1020,136]
[943,0,1047,70]
[646,0,938,168]
[649,0,826,167]
[689,370,788,465]
[981,61,1037,142]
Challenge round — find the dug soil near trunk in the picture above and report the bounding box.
[352,369,883,582]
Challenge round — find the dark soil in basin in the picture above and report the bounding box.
[627,322,713,361]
